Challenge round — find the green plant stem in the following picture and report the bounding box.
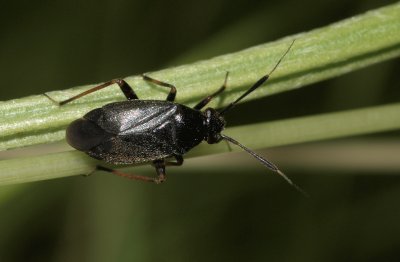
[1,102,399,185]
[0,2,400,151]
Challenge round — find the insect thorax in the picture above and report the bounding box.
[203,108,225,144]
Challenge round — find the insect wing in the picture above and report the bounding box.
[93,100,178,135]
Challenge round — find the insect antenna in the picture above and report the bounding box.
[219,40,295,116]
[221,134,308,197]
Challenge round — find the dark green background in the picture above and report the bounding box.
[1,0,400,261]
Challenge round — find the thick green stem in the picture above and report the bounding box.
[0,2,399,151]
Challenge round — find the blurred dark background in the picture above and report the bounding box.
[1,0,400,261]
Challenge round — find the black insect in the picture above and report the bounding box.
[45,40,303,193]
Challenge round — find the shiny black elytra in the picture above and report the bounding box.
[45,41,303,193]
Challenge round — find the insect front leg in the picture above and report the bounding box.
[44,78,139,105]
[142,75,177,102]
[193,72,228,110]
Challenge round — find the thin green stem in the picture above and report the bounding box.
[1,102,399,185]
[0,2,399,150]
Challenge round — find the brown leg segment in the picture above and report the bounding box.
[44,78,138,105]
[96,165,164,183]
[95,156,183,184]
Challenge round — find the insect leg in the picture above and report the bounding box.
[193,72,228,110]
[165,155,184,166]
[44,79,138,106]
[152,160,167,184]
[96,165,162,183]
[142,75,177,102]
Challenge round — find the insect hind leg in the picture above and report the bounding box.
[44,79,139,106]
[94,156,181,184]
[96,165,164,183]
[152,160,167,184]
